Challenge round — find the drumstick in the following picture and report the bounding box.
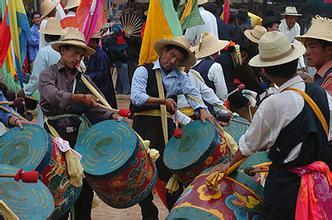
[248,106,253,122]
[0,105,28,122]
[96,103,131,118]
[0,101,14,105]
[0,170,39,183]
[226,84,246,100]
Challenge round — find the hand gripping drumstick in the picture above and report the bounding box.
[0,169,39,183]
[226,83,246,100]
[172,110,182,139]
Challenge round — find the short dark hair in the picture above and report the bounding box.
[31,11,41,19]
[45,34,60,43]
[165,44,188,58]
[319,39,332,48]
[264,59,298,78]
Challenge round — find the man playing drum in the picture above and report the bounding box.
[227,31,332,219]
[39,28,119,220]
[130,36,215,219]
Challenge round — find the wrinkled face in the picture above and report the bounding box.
[60,46,85,69]
[32,13,41,25]
[304,39,332,69]
[159,48,185,72]
[268,23,280,32]
[285,15,297,29]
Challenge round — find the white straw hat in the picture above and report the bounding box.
[296,16,332,43]
[40,1,58,19]
[154,36,196,68]
[244,25,267,44]
[195,32,229,59]
[64,0,80,10]
[52,29,95,56]
[249,31,305,67]
[198,0,208,5]
[281,6,302,16]
[39,17,66,35]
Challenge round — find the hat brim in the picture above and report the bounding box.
[40,28,67,36]
[249,44,306,67]
[244,30,260,44]
[41,2,58,19]
[154,39,196,68]
[281,13,302,16]
[296,35,332,44]
[64,4,79,10]
[195,40,229,59]
[52,41,95,56]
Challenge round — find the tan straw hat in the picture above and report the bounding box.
[244,25,267,44]
[40,1,58,19]
[195,32,229,59]
[154,36,196,68]
[249,31,305,67]
[296,16,332,43]
[198,0,208,5]
[40,17,66,35]
[91,32,102,39]
[281,6,302,16]
[64,0,81,10]
[52,28,95,56]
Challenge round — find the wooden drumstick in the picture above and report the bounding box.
[0,170,39,183]
[0,101,14,105]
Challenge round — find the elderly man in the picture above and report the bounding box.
[226,31,332,220]
[39,29,118,220]
[131,35,214,219]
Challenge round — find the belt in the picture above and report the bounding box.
[179,107,194,117]
[134,109,172,118]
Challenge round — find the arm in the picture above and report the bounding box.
[208,63,228,101]
[28,27,40,47]
[25,50,47,96]
[0,90,13,127]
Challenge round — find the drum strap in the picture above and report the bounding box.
[155,69,168,145]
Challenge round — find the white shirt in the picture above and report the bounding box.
[39,19,48,49]
[184,7,218,46]
[239,75,332,163]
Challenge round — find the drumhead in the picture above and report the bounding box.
[0,164,54,219]
[224,117,250,143]
[0,124,52,171]
[164,121,216,171]
[75,120,137,176]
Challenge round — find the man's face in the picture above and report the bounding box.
[268,23,280,32]
[159,48,185,71]
[304,39,332,69]
[88,38,99,50]
[60,46,85,69]
[32,13,41,25]
[285,15,297,29]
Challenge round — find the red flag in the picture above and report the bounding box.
[324,0,332,3]
[223,0,230,24]
[0,6,12,67]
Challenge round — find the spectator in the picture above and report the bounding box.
[28,11,41,68]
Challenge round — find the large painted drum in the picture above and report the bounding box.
[0,124,81,219]
[75,120,158,208]
[224,117,250,143]
[164,121,232,185]
[0,164,54,219]
[168,152,271,219]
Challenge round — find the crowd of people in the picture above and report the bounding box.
[0,0,331,219]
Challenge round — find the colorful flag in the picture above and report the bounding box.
[8,0,30,88]
[0,5,11,68]
[177,0,204,30]
[139,0,182,65]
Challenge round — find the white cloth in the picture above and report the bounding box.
[239,75,332,163]
[39,19,48,49]
[184,7,218,46]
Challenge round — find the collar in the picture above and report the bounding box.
[56,61,81,76]
[278,75,304,92]
[152,59,179,78]
[317,60,332,78]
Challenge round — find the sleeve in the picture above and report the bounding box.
[25,50,46,96]
[322,75,332,97]
[207,63,228,101]
[28,27,39,46]
[130,66,149,106]
[0,90,14,127]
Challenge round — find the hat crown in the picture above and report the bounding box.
[252,25,267,39]
[172,36,191,49]
[40,17,64,35]
[258,31,292,60]
[281,6,301,16]
[60,28,87,43]
[298,16,332,43]
[195,32,229,59]
[65,0,80,10]
[40,1,57,19]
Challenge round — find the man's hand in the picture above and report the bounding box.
[72,94,99,108]
[164,98,177,114]
[9,116,24,130]
[199,108,216,123]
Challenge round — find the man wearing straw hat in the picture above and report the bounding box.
[61,0,80,28]
[296,16,332,95]
[39,28,119,220]
[39,1,58,49]
[224,31,332,219]
[131,35,214,219]
[193,32,229,102]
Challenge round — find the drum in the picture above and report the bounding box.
[0,124,81,219]
[75,120,157,208]
[164,121,232,185]
[0,164,54,220]
[167,152,270,219]
[224,117,250,143]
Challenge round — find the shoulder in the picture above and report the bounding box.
[40,64,57,77]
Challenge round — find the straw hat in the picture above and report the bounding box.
[296,16,332,43]
[52,29,95,56]
[64,0,80,10]
[195,32,229,59]
[154,36,196,68]
[249,31,305,67]
[281,6,302,16]
[244,25,267,44]
[91,32,102,39]
[39,17,66,35]
[198,0,208,6]
[40,1,58,19]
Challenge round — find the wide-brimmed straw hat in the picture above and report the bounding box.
[281,6,302,16]
[154,36,196,68]
[40,1,58,19]
[52,29,95,56]
[296,16,332,43]
[198,0,208,6]
[249,31,305,67]
[40,17,66,35]
[195,32,229,59]
[64,0,80,10]
[244,25,267,44]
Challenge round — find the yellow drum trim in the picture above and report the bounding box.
[225,176,263,202]
[175,202,225,219]
[134,109,171,118]
[179,107,194,117]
